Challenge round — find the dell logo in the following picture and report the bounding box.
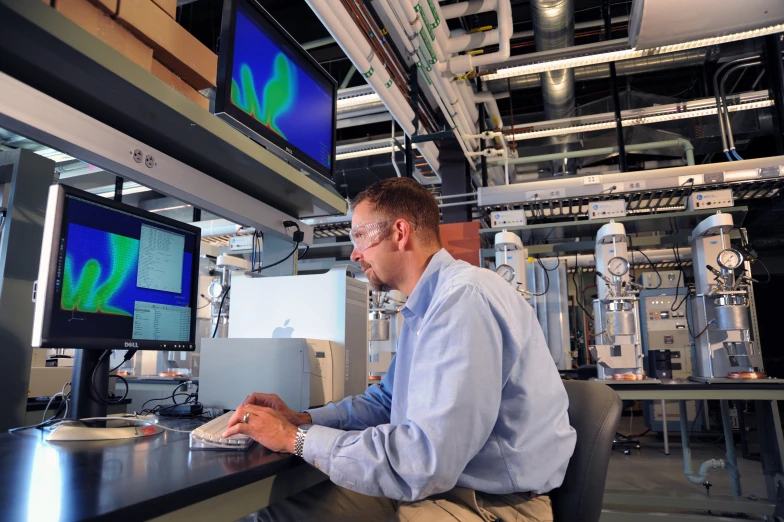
[125,342,139,348]
[285,147,293,155]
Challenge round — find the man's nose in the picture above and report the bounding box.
[350,247,361,263]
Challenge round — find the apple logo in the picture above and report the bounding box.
[272,319,294,338]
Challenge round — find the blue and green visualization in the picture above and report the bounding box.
[61,224,193,316]
[231,5,333,169]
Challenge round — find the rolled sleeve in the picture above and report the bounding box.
[302,425,342,472]
[306,405,343,428]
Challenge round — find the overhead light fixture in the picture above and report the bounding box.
[150,204,192,213]
[509,98,775,141]
[484,23,784,81]
[91,182,152,198]
[336,93,381,110]
[335,143,418,161]
[34,147,75,163]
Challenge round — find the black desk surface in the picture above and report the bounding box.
[0,418,302,521]
[603,379,784,392]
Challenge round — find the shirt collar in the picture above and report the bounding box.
[402,249,454,319]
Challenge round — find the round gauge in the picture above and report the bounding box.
[496,264,515,283]
[717,248,743,270]
[607,256,629,276]
[207,281,225,299]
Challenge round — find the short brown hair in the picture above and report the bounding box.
[351,178,441,247]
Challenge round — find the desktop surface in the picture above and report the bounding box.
[0,418,299,521]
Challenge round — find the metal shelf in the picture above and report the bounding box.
[0,0,346,219]
[480,206,748,241]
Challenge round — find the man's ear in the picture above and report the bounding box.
[393,219,414,251]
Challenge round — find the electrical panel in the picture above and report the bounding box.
[686,189,734,211]
[587,200,627,220]
[638,270,683,289]
[491,209,527,228]
[641,295,691,377]
[639,289,701,432]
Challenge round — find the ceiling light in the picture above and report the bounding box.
[34,148,75,163]
[91,182,152,197]
[484,23,784,81]
[335,143,417,161]
[336,93,381,110]
[150,204,192,213]
[509,99,775,141]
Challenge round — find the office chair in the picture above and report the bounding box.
[575,365,639,455]
[551,380,622,522]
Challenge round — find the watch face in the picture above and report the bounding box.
[496,264,515,282]
[717,248,743,270]
[607,256,629,276]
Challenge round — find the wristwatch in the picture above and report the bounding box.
[294,424,312,458]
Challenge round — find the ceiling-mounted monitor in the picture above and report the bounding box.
[214,0,337,183]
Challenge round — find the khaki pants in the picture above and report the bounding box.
[257,480,553,522]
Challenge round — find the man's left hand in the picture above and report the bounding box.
[222,405,298,454]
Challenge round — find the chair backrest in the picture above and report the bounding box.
[551,380,622,522]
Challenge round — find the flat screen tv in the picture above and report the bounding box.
[215,0,337,182]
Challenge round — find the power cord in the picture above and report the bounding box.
[249,221,304,273]
[91,350,133,405]
[635,248,662,289]
[212,286,230,338]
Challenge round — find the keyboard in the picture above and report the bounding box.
[190,411,254,451]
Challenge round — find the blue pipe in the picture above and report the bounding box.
[725,151,734,162]
[731,149,745,161]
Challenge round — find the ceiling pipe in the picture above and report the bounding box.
[446,0,513,75]
[306,0,442,174]
[531,0,577,176]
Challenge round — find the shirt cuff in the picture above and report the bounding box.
[306,404,343,428]
[302,424,342,474]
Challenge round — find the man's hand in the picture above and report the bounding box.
[223,405,298,454]
[241,393,312,426]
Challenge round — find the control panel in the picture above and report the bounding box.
[686,189,734,211]
[491,209,527,228]
[642,295,691,378]
[588,200,627,220]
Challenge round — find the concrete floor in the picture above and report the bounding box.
[605,414,770,520]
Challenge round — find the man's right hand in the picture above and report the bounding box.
[241,393,312,426]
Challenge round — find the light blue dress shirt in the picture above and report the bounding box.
[305,249,576,501]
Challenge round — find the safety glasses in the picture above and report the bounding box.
[349,221,392,251]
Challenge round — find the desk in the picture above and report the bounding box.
[0,419,327,522]
[600,380,784,521]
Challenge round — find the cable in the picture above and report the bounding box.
[259,242,299,271]
[299,245,310,260]
[572,255,595,320]
[635,248,662,289]
[212,286,230,338]
[109,349,137,374]
[530,256,552,297]
[91,351,129,405]
[670,246,689,312]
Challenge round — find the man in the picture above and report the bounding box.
[223,178,576,521]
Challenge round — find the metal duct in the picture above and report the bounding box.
[531,0,576,176]
[487,48,708,92]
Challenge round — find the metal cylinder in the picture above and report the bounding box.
[607,310,635,335]
[715,305,749,331]
[371,317,391,341]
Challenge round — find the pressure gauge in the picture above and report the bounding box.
[717,248,743,270]
[496,264,515,283]
[208,281,225,299]
[607,256,629,277]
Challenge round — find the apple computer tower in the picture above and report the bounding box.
[229,265,369,400]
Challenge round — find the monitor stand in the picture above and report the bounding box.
[45,350,163,442]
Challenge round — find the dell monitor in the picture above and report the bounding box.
[214,0,337,183]
[32,184,201,418]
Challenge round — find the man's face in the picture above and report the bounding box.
[350,201,397,291]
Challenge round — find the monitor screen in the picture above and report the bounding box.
[32,185,201,351]
[215,0,336,180]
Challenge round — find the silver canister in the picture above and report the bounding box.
[714,305,749,331]
[370,314,391,341]
[607,310,636,335]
